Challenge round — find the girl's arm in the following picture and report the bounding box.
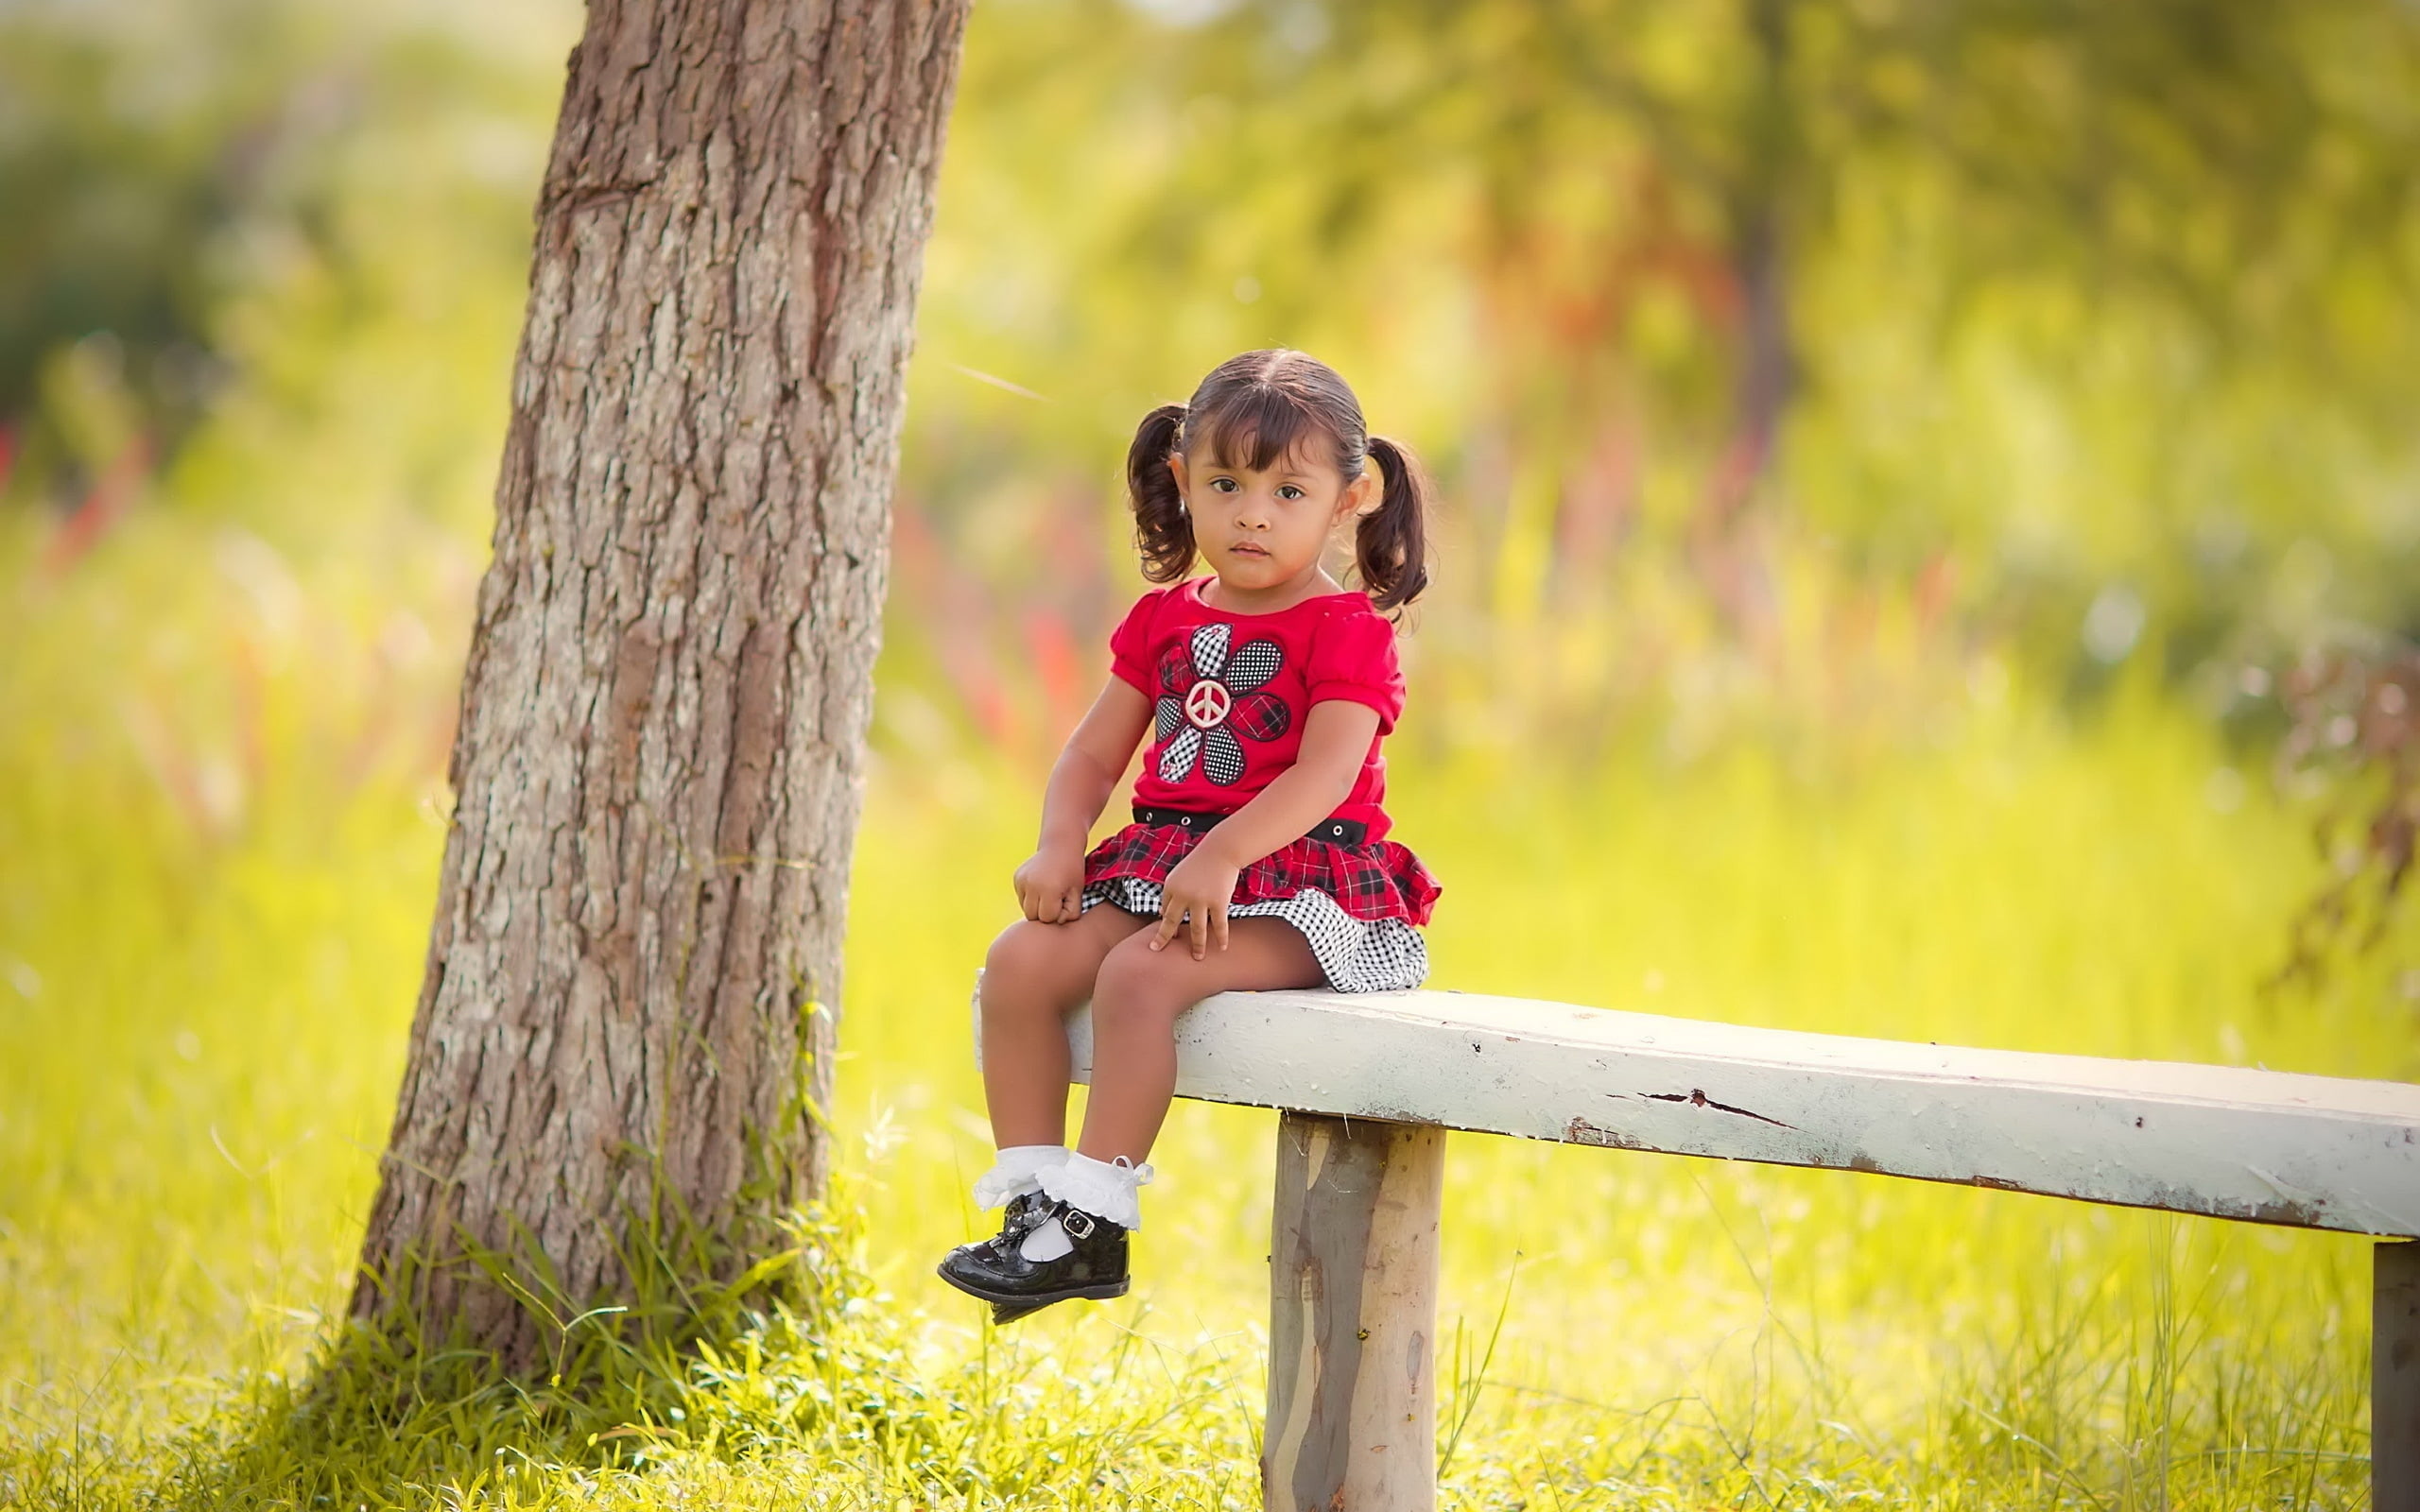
[1150,698,1381,958]
[1015,675,1153,922]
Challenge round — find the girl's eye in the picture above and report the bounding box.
[1277,485,1305,500]
[1210,477,1238,493]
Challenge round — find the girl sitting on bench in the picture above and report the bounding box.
[937,348,1443,1322]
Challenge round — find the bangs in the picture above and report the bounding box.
[1190,387,1331,473]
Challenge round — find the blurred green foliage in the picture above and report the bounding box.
[7,0,2416,723]
[898,0,2420,713]
[0,0,569,554]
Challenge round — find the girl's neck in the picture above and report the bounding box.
[1197,566,1350,616]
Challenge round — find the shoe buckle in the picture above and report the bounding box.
[1059,1207,1096,1240]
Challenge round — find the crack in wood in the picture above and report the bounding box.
[1642,1087,1798,1128]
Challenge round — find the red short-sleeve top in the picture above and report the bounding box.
[1108,576,1408,842]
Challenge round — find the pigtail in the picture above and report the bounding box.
[1357,435,1431,612]
[1125,402,1195,584]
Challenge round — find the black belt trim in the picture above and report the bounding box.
[1132,804,1369,847]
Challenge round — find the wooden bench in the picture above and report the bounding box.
[977,982,2420,1509]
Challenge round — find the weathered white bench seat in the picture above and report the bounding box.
[1067,988,2420,1236]
[977,981,2420,1509]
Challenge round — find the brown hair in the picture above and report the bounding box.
[1124,349,1432,612]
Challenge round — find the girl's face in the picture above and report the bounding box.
[1167,432,1378,594]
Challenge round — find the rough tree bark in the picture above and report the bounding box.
[352,0,970,1367]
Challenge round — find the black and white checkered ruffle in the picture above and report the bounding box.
[1080,877,1429,994]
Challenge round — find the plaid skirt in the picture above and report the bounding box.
[1078,820,1442,993]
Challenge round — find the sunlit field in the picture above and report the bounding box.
[1,517,2401,1509]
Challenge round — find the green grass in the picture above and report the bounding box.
[0,522,2407,1507]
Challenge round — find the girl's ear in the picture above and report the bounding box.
[1345,466,1381,520]
[1167,453,1189,499]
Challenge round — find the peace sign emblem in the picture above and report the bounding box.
[1184,679,1232,730]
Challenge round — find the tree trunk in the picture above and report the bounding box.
[351,0,969,1368]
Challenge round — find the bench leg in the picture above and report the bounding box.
[2383,1241,2420,1506]
[1263,1111,1444,1512]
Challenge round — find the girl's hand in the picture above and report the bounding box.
[1151,847,1242,960]
[1012,846,1088,924]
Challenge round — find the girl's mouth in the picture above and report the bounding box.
[1230,542,1269,558]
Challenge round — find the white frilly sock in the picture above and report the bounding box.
[970,1143,1067,1211]
[1017,1150,1154,1262]
[1019,1218,1075,1261]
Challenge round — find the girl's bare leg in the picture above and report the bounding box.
[980,903,1153,1148]
[1076,919,1323,1164]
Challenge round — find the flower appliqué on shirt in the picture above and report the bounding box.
[1155,623,1291,785]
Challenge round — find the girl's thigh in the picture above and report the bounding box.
[1094,916,1323,1007]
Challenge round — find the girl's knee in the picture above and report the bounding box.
[981,922,1071,1016]
[1090,937,1186,1030]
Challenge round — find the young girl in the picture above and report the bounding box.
[936,349,1442,1323]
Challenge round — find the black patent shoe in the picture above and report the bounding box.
[935,1199,1130,1321]
[967,1191,1046,1263]
[939,1194,1054,1324]
[989,1297,1047,1326]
